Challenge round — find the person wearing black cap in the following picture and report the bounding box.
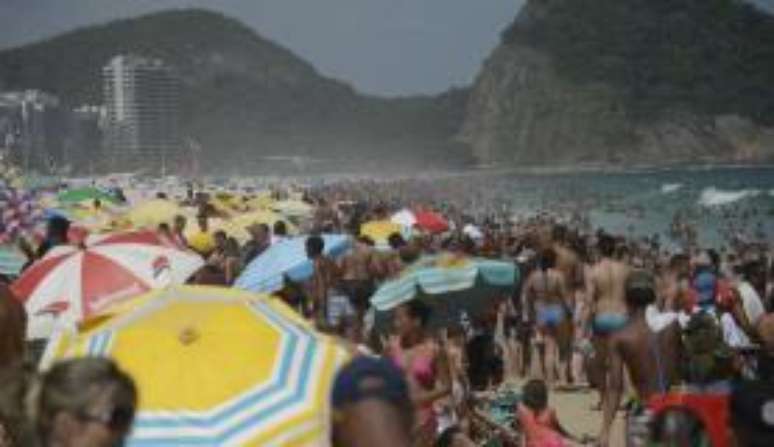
[332,356,413,447]
[35,216,70,259]
[599,270,682,447]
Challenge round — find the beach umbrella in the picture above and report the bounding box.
[57,187,119,205]
[413,210,450,234]
[41,285,349,447]
[124,199,185,229]
[370,253,518,329]
[11,231,203,337]
[235,235,350,294]
[0,245,26,277]
[360,220,401,241]
[215,210,296,243]
[390,209,417,228]
[244,192,275,210]
[359,220,403,249]
[271,200,314,218]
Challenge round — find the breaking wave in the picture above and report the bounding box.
[661,183,683,194]
[698,187,761,207]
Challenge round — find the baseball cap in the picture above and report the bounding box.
[332,356,409,410]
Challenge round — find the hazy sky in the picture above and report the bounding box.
[0,0,522,96]
[1,0,772,96]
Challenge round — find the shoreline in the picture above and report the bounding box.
[465,161,774,177]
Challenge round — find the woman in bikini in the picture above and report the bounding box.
[523,248,570,387]
[388,300,452,446]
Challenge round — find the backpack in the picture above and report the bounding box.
[681,311,735,384]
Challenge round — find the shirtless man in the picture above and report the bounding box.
[584,234,630,408]
[551,225,584,384]
[340,236,377,321]
[599,270,682,447]
[523,248,570,386]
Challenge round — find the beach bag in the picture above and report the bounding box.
[681,311,734,384]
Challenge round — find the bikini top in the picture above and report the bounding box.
[390,342,437,390]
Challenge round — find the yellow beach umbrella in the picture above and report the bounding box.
[360,220,402,248]
[42,286,350,447]
[244,191,275,211]
[360,220,401,240]
[125,199,184,229]
[215,210,296,242]
[271,200,313,218]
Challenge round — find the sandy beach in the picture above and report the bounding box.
[550,388,626,446]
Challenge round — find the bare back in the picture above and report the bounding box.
[589,258,629,316]
[341,248,373,281]
[527,268,566,307]
[611,319,682,400]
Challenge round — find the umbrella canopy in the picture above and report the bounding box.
[125,199,185,229]
[413,210,450,234]
[11,231,203,335]
[370,253,518,329]
[235,235,350,294]
[42,286,349,447]
[271,200,314,218]
[244,192,275,211]
[57,187,119,205]
[390,209,417,228]
[360,220,401,241]
[359,220,403,250]
[215,210,296,243]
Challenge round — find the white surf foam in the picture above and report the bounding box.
[661,183,683,194]
[698,187,761,207]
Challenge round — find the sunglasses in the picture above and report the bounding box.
[78,405,135,432]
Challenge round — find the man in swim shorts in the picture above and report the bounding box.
[584,234,630,408]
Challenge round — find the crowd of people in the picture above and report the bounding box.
[0,176,774,446]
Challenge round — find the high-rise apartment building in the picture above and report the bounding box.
[0,90,65,173]
[103,55,181,173]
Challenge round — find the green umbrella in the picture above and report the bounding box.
[57,187,118,205]
[370,253,519,331]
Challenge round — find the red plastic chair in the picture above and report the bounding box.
[648,392,730,447]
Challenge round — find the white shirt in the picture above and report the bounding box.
[720,313,752,348]
[737,281,766,326]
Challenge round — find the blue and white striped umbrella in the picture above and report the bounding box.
[235,235,351,294]
[370,254,518,329]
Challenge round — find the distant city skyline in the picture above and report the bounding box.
[1,1,772,97]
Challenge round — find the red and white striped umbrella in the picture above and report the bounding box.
[11,231,204,325]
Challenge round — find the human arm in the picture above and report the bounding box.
[495,301,507,349]
[582,272,596,338]
[557,273,573,313]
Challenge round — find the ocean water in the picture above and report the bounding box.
[496,166,774,248]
